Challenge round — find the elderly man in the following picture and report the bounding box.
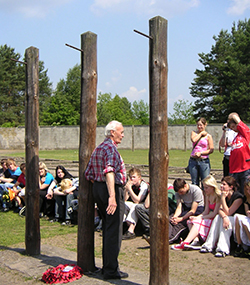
[85,120,128,280]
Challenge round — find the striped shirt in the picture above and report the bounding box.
[85,138,126,185]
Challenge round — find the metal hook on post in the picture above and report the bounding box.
[10,58,27,65]
[65,43,84,53]
[133,29,153,40]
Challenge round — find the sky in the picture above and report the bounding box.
[1,0,250,115]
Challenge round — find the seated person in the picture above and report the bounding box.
[168,178,204,244]
[200,176,244,257]
[135,183,177,243]
[0,159,8,178]
[0,158,21,211]
[48,165,75,223]
[53,178,79,225]
[12,163,26,213]
[234,181,250,258]
[122,168,149,240]
[171,175,221,250]
[39,162,55,218]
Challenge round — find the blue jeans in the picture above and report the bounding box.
[188,157,210,187]
[55,193,75,220]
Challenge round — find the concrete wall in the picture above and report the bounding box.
[0,124,226,150]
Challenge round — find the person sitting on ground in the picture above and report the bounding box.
[12,163,26,213]
[200,176,244,257]
[48,165,76,224]
[122,168,149,240]
[168,178,204,244]
[39,162,55,218]
[0,159,8,178]
[53,178,79,225]
[0,158,22,211]
[171,175,221,250]
[233,181,250,258]
[135,184,177,244]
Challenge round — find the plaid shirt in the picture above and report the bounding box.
[85,138,126,185]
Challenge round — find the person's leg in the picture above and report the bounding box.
[135,204,150,234]
[93,182,124,279]
[54,195,64,220]
[216,216,233,255]
[189,158,199,186]
[125,203,138,234]
[222,156,230,177]
[65,194,74,221]
[201,215,221,251]
[199,158,210,181]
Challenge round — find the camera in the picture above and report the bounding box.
[223,124,227,131]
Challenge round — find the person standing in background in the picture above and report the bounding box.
[188,118,214,187]
[227,112,250,194]
[219,123,237,177]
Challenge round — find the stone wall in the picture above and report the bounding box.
[0,124,227,150]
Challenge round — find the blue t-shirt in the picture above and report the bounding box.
[8,167,22,183]
[41,172,54,189]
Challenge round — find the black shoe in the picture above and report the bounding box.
[50,218,60,223]
[61,220,71,226]
[234,244,244,257]
[122,231,136,240]
[104,271,129,280]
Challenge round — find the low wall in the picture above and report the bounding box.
[0,124,227,150]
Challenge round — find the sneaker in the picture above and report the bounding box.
[61,220,71,226]
[215,251,227,258]
[200,247,212,253]
[142,234,150,245]
[50,218,59,223]
[19,206,26,217]
[171,241,189,251]
[184,239,201,250]
[122,231,136,240]
[234,245,244,257]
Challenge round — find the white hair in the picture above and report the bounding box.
[105,120,122,137]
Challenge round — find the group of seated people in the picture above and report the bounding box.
[0,158,101,229]
[1,157,250,258]
[129,170,250,259]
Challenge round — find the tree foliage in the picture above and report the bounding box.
[0,44,53,126]
[41,64,80,125]
[169,99,195,125]
[97,93,149,126]
[190,19,250,122]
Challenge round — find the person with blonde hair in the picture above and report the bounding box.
[200,176,244,257]
[171,175,221,250]
[39,162,55,218]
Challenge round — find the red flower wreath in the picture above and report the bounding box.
[42,264,83,284]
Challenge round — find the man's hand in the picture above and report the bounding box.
[106,195,117,215]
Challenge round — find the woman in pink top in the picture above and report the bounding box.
[188,117,214,187]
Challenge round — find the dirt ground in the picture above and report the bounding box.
[0,230,249,285]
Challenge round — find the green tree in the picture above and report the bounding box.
[169,99,195,125]
[190,19,250,122]
[42,64,80,125]
[132,100,149,125]
[0,44,53,126]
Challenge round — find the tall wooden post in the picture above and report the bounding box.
[25,46,40,255]
[77,32,97,271]
[149,16,169,284]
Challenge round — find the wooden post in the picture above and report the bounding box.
[149,16,169,284]
[77,32,97,271]
[25,46,40,255]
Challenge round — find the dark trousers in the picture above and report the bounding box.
[93,182,124,278]
[135,203,150,234]
[222,156,230,177]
